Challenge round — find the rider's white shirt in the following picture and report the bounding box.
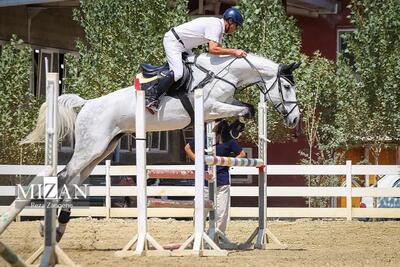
[173,17,225,49]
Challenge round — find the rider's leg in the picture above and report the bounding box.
[146,34,184,109]
[145,70,175,108]
[163,32,185,82]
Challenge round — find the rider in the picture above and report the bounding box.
[146,7,247,109]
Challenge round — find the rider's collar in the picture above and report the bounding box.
[220,18,226,34]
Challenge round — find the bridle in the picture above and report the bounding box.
[192,56,298,119]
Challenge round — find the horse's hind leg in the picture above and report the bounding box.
[56,133,123,242]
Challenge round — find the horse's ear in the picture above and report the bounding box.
[280,63,293,74]
[291,62,301,71]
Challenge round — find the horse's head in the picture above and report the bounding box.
[262,62,301,128]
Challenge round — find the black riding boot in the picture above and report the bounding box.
[146,70,174,111]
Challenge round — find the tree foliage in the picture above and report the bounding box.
[344,0,400,159]
[0,36,43,165]
[65,0,188,98]
[296,53,339,164]
[225,0,302,143]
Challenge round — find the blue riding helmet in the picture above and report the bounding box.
[223,7,244,26]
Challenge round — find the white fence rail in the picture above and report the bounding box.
[0,161,399,220]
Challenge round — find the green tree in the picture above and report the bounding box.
[0,36,43,165]
[225,0,301,143]
[296,53,339,165]
[65,0,188,99]
[345,0,400,161]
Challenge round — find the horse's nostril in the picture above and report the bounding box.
[293,117,297,126]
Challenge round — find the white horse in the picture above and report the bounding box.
[22,53,300,240]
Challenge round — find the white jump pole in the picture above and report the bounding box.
[172,88,227,257]
[27,59,78,266]
[115,87,169,257]
[245,92,287,250]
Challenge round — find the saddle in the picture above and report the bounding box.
[136,53,195,124]
[138,52,192,93]
[138,62,191,94]
[140,63,170,78]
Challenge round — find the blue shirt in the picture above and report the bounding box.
[188,139,243,186]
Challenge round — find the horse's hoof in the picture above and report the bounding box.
[39,222,44,237]
[246,104,255,118]
[39,222,65,242]
[240,104,255,119]
[39,222,64,242]
[56,225,66,242]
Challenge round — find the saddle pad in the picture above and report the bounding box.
[136,73,158,84]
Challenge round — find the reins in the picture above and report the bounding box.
[191,55,298,118]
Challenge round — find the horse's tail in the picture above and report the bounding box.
[20,94,87,144]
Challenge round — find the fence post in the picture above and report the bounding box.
[105,160,111,219]
[346,160,352,221]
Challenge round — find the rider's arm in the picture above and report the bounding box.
[236,150,246,158]
[208,41,247,57]
[184,143,196,161]
[230,139,246,158]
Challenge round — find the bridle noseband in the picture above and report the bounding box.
[192,56,298,119]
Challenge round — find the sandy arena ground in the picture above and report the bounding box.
[0,218,399,266]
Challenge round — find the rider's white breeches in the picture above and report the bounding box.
[163,31,186,82]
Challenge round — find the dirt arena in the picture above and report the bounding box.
[1,218,399,266]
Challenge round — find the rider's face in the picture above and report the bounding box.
[225,21,239,34]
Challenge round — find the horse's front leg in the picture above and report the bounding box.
[230,99,255,118]
[206,101,252,121]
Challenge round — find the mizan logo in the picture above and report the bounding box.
[44,176,58,199]
[16,176,89,205]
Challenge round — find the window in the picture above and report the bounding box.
[60,134,74,152]
[120,134,133,152]
[120,132,169,153]
[337,28,356,65]
[32,48,66,97]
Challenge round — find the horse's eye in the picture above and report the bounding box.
[284,84,291,90]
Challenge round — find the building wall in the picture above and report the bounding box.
[0,6,83,51]
[292,0,352,61]
[338,146,399,208]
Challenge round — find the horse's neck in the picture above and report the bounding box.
[191,54,279,86]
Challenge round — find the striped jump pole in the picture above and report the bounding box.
[204,155,264,167]
[147,169,212,180]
